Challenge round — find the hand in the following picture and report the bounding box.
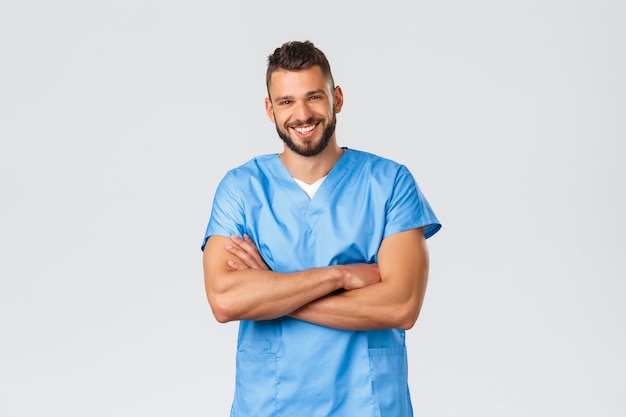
[337,263,381,291]
[225,234,270,271]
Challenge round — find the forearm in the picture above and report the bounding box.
[207,266,345,322]
[289,280,425,331]
[205,234,382,323]
[290,229,430,331]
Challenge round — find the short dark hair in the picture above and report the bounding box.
[266,40,335,93]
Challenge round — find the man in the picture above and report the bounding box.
[201,40,441,417]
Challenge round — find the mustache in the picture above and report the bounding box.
[286,118,322,128]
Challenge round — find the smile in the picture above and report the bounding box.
[293,124,317,134]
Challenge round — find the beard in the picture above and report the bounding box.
[276,112,337,157]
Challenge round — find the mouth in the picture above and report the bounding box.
[291,123,318,137]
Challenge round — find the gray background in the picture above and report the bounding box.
[1,1,624,416]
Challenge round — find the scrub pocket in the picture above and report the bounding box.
[368,346,412,417]
[232,341,277,417]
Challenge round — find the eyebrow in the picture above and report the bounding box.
[274,89,328,102]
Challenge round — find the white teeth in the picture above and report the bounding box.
[294,125,315,134]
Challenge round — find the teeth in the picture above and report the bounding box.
[294,125,315,134]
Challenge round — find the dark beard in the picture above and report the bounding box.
[276,113,337,157]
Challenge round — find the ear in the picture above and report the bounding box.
[265,97,275,122]
[333,86,344,113]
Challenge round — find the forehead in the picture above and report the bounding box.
[268,66,331,98]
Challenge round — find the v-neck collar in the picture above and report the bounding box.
[263,148,358,230]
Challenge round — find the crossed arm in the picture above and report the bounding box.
[202,228,429,331]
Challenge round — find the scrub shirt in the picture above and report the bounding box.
[202,148,441,417]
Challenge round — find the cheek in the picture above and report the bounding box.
[273,112,289,126]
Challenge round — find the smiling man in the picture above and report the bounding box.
[266,64,339,159]
[201,40,441,417]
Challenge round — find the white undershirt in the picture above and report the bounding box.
[293,175,327,199]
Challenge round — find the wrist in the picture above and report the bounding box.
[327,265,348,290]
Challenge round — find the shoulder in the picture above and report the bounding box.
[223,153,278,179]
[345,148,411,178]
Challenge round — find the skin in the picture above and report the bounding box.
[202,66,430,330]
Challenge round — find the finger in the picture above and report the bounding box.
[227,259,248,270]
[231,235,267,268]
[242,235,270,270]
[225,245,261,269]
[234,234,262,257]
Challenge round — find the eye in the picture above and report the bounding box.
[310,96,320,101]
[279,100,291,105]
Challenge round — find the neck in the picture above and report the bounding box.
[279,139,344,184]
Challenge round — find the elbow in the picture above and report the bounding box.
[214,314,233,324]
[212,307,232,324]
[396,311,418,331]
[394,301,423,330]
[205,272,241,323]
[398,312,419,330]
[395,280,427,330]
[207,293,239,324]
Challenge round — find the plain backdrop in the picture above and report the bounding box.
[1,1,624,416]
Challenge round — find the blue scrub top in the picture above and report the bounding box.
[203,149,441,417]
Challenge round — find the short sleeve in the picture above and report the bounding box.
[383,165,441,239]
[200,172,246,251]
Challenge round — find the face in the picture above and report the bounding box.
[265,66,343,157]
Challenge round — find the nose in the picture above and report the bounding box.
[292,99,315,122]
